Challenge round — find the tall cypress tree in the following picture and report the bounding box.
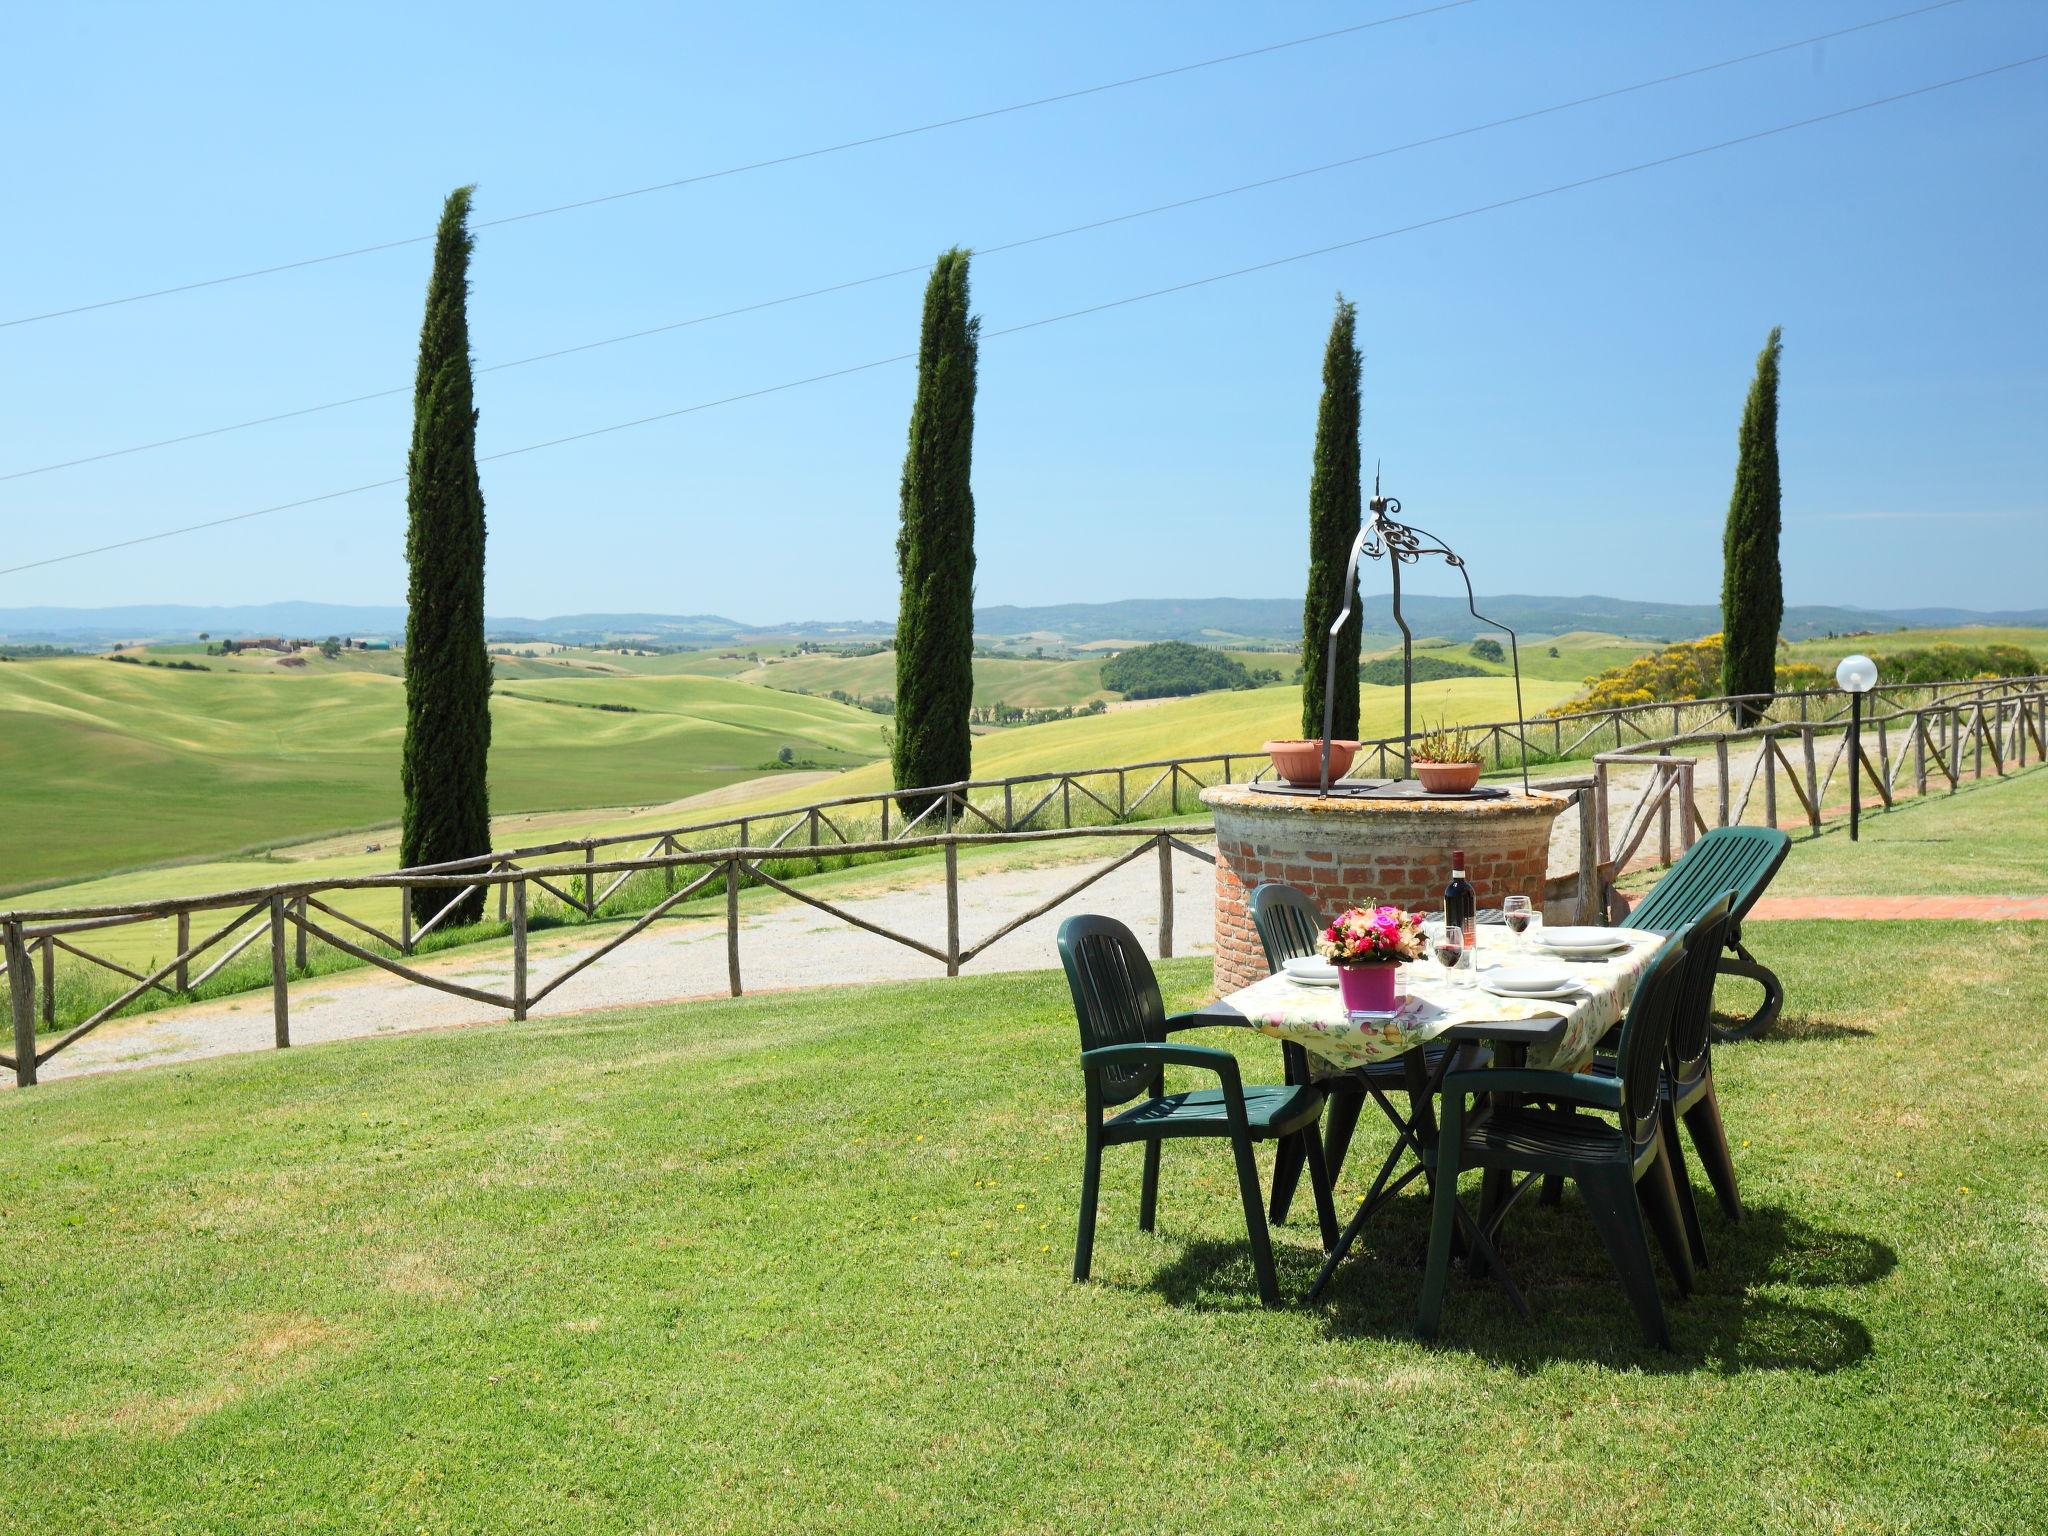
[1300,295,1363,739]
[400,186,492,923]
[1720,326,1784,722]
[892,248,979,810]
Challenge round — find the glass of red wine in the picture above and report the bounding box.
[1503,895,1535,938]
[1431,924,1466,987]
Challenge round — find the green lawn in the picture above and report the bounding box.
[3,921,2043,1533]
[1750,763,2048,897]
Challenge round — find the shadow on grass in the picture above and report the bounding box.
[1726,1010,1875,1045]
[1140,1193,1889,1375]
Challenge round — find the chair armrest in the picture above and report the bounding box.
[1081,1042,1245,1098]
[1442,1067,1621,1110]
[1164,1010,1234,1035]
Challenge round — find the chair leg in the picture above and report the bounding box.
[1416,1148,1464,1340]
[1269,1126,1306,1225]
[1074,1133,1103,1283]
[1539,1174,1564,1207]
[1637,1143,1696,1298]
[1660,1101,1708,1269]
[1303,1128,1340,1253]
[1579,1168,1671,1350]
[1469,1167,1512,1280]
[1229,1130,1282,1308]
[1322,1083,1365,1188]
[1139,1138,1161,1233]
[1683,1076,1744,1221]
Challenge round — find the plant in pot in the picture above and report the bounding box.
[1410,721,1484,794]
[1261,737,1360,787]
[1318,904,1426,1014]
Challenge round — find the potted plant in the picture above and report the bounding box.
[1318,904,1426,1013]
[1261,737,1360,787]
[1410,721,1484,794]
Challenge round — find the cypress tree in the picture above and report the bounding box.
[1300,295,1363,739]
[400,185,492,923]
[1720,326,1784,722]
[892,248,979,811]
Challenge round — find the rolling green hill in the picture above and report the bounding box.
[0,659,887,892]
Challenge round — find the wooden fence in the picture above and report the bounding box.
[3,675,2040,1088]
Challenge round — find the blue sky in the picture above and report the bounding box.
[3,0,2043,620]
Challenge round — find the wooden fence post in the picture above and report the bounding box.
[661,838,675,895]
[583,845,596,915]
[1800,728,1821,832]
[1575,787,1599,925]
[1715,738,1730,827]
[1004,781,1015,831]
[1062,778,1071,828]
[1157,835,1174,960]
[294,895,309,972]
[1592,762,1610,871]
[1913,713,1927,797]
[511,878,528,1021]
[6,920,36,1087]
[1169,767,1179,817]
[39,936,54,1027]
[499,863,511,920]
[1657,768,1672,867]
[176,909,191,993]
[808,807,820,850]
[944,840,960,978]
[726,858,742,997]
[1679,760,1697,852]
[1117,769,1127,820]
[1764,734,1778,828]
[268,895,290,1049]
[401,892,413,955]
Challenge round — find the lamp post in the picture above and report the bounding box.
[1836,653,1879,841]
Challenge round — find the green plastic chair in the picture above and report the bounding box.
[1619,824,1790,1041]
[1057,914,1339,1307]
[1418,937,1695,1348]
[1550,893,1738,1268]
[1249,882,1453,1223]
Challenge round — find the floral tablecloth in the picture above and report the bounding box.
[1226,929,1669,1073]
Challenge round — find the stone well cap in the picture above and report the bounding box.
[1199,782,1568,820]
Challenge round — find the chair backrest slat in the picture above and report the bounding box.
[1611,939,1689,1150]
[1669,891,1736,1078]
[1624,825,1790,935]
[1249,883,1323,972]
[1057,915,1167,1106]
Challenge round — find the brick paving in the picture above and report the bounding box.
[1744,894,2048,921]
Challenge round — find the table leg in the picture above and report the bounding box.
[1468,1042,1528,1282]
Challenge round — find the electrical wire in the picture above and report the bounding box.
[0,0,1966,484]
[0,0,1479,329]
[4,48,2038,581]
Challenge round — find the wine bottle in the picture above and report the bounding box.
[1444,849,1476,950]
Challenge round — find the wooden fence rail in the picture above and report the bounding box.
[4,680,2041,1088]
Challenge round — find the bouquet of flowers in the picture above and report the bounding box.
[1318,904,1426,967]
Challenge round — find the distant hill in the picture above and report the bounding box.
[5,596,2041,649]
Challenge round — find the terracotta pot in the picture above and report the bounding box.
[1414,760,1483,794]
[1262,738,1359,788]
[1338,961,1401,1014]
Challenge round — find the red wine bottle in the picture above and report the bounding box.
[1444,849,1476,946]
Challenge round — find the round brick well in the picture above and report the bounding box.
[1201,782,1568,995]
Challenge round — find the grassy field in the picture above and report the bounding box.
[1736,763,2048,897]
[0,657,887,892]
[1780,624,2048,665]
[2,920,2042,1532]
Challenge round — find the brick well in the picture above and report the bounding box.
[1201,782,1568,995]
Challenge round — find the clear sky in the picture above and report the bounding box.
[4,0,2044,621]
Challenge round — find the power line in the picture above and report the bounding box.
[1,0,1965,484]
[5,49,2038,582]
[0,0,1479,331]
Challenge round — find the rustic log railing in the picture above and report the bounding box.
[3,677,2040,1088]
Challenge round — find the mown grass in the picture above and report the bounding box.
[1,921,2043,1533]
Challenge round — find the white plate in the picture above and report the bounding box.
[1484,964,1573,995]
[1537,926,1632,949]
[1482,980,1584,1002]
[1281,956,1340,986]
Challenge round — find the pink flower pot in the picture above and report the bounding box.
[1263,738,1360,788]
[1338,962,1400,1014]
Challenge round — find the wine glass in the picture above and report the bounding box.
[1431,925,1466,988]
[1503,895,1535,940]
